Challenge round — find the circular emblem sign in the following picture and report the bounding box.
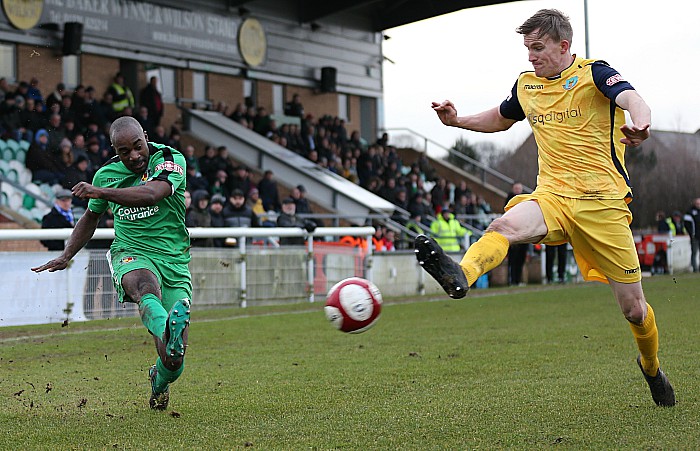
[2,0,43,30]
[238,17,266,67]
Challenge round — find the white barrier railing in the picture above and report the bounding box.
[0,227,375,308]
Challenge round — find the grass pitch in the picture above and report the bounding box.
[1,274,700,449]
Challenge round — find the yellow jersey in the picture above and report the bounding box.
[500,56,635,200]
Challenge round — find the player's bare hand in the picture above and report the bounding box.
[432,100,459,126]
[71,181,101,199]
[32,256,71,273]
[620,123,650,147]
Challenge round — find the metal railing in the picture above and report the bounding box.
[381,127,533,193]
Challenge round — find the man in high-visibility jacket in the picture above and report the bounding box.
[430,207,470,252]
[108,72,135,114]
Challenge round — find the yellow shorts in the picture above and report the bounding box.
[505,192,641,284]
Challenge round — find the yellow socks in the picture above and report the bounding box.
[629,303,660,376]
[460,231,510,286]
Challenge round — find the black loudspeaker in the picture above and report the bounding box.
[62,22,83,55]
[320,66,337,93]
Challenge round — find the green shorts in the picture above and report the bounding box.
[107,249,192,312]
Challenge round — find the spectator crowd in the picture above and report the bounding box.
[1,75,490,250]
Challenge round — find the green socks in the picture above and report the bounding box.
[139,293,167,338]
[153,357,184,393]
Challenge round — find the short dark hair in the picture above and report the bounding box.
[516,9,573,43]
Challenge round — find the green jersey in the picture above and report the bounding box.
[88,142,190,264]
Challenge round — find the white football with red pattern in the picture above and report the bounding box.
[324,277,382,333]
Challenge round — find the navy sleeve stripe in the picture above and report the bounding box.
[591,61,634,101]
[499,79,525,121]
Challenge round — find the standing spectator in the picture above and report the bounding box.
[545,244,568,284]
[108,72,135,115]
[40,188,75,250]
[686,198,700,272]
[139,76,164,127]
[258,169,281,212]
[198,145,219,186]
[505,182,529,286]
[430,178,448,213]
[186,190,213,247]
[208,194,227,247]
[667,211,687,236]
[62,155,91,205]
[284,93,305,118]
[429,206,468,252]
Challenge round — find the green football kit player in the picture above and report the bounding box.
[33,116,191,410]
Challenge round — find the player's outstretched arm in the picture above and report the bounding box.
[72,180,172,207]
[616,90,651,147]
[431,101,516,133]
[31,209,102,273]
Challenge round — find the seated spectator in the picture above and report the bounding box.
[45,82,65,111]
[62,155,91,207]
[228,164,253,196]
[277,197,316,245]
[186,163,209,193]
[26,129,64,185]
[26,77,43,104]
[246,188,272,226]
[40,188,75,251]
[222,189,259,228]
[186,190,213,247]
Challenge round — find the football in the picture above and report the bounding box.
[324,277,382,333]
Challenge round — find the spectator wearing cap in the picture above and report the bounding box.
[186,190,213,247]
[429,205,468,253]
[208,194,227,247]
[293,184,324,228]
[277,197,316,246]
[246,188,272,226]
[222,189,259,229]
[666,210,687,236]
[40,189,75,251]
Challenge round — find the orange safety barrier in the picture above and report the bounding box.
[635,234,669,268]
